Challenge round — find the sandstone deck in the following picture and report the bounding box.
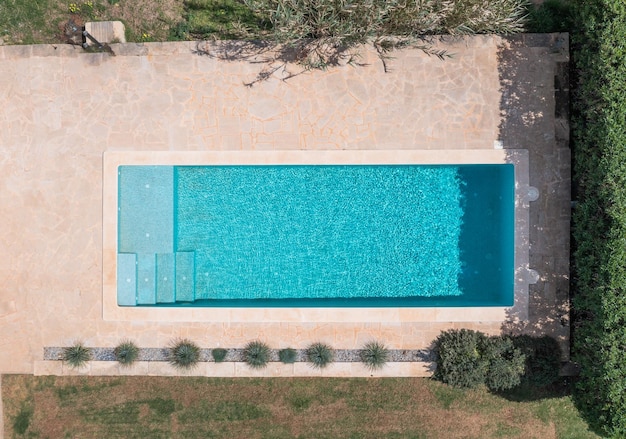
[0,35,570,383]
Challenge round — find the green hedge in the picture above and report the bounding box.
[571,0,626,436]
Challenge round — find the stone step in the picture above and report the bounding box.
[175,251,195,302]
[117,253,137,306]
[84,21,126,45]
[136,253,156,305]
[118,165,174,255]
[156,253,175,304]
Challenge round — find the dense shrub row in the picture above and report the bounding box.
[433,330,561,392]
[570,0,626,436]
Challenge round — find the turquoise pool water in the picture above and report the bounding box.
[117,164,514,307]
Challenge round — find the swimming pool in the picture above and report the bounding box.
[116,163,514,307]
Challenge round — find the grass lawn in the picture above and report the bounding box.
[0,0,260,45]
[2,375,598,438]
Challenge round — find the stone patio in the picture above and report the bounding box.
[0,33,570,388]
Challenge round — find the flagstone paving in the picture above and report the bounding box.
[0,34,570,385]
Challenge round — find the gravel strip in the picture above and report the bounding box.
[44,346,434,363]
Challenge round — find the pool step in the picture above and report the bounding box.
[175,251,195,303]
[117,251,195,305]
[156,253,175,304]
[137,253,157,305]
[117,253,137,306]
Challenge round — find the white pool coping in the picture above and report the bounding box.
[103,149,531,323]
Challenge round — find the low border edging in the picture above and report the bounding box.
[44,347,434,363]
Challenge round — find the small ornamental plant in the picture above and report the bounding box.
[243,340,271,369]
[168,339,200,370]
[63,342,92,369]
[114,340,139,367]
[212,348,228,363]
[278,348,298,364]
[360,340,390,371]
[306,342,334,369]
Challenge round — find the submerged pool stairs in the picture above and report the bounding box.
[117,251,195,306]
[117,166,197,306]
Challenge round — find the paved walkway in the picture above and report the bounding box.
[0,35,570,383]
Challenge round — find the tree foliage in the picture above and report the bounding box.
[235,0,527,70]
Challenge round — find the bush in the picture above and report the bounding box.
[168,339,200,369]
[243,340,271,369]
[433,330,525,391]
[306,342,334,369]
[433,329,489,388]
[570,0,626,435]
[482,336,526,392]
[114,340,139,367]
[511,335,562,387]
[212,348,228,363]
[63,342,92,369]
[360,341,389,371]
[278,348,297,364]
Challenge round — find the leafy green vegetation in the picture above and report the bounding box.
[114,339,139,366]
[512,335,562,388]
[278,347,297,364]
[2,375,600,438]
[359,340,389,371]
[482,336,527,391]
[12,403,33,435]
[433,329,491,388]
[0,0,61,44]
[0,0,182,44]
[243,340,271,369]
[211,347,228,362]
[178,399,269,422]
[62,342,92,369]
[0,0,531,49]
[167,338,201,369]
[525,0,573,33]
[306,342,334,369]
[172,0,267,40]
[570,0,626,436]
[239,0,528,69]
[433,330,528,391]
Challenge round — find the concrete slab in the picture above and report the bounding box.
[85,21,126,45]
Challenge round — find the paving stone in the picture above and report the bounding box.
[0,34,571,379]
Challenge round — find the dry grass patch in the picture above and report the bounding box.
[2,375,599,439]
[113,0,183,41]
[0,0,183,45]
